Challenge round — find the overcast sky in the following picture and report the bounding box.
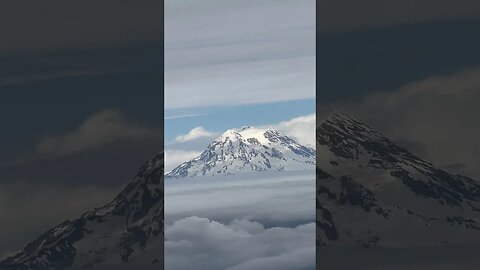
[317,0,480,32]
[165,0,315,109]
[0,0,162,53]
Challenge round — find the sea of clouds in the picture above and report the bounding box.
[164,171,315,270]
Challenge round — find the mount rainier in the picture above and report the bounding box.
[166,127,316,178]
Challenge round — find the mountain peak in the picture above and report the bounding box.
[167,127,315,178]
[318,111,425,170]
[318,111,392,155]
[322,111,376,133]
[216,129,241,142]
[0,153,164,269]
[326,111,353,121]
[316,113,480,248]
[264,127,280,134]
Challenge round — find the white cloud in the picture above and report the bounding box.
[165,113,200,120]
[35,109,159,157]
[324,68,480,179]
[166,57,315,108]
[174,114,316,147]
[165,216,315,270]
[164,149,315,269]
[165,150,202,172]
[175,127,215,143]
[226,247,315,270]
[165,172,315,223]
[272,114,316,146]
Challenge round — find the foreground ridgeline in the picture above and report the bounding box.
[0,154,164,270]
[317,112,480,247]
[166,127,316,178]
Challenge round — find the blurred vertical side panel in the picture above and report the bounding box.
[0,0,164,269]
[317,1,480,269]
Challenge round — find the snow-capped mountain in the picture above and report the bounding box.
[316,112,480,247]
[0,153,164,270]
[166,127,315,178]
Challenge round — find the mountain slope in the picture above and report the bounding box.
[0,153,164,270]
[166,127,315,178]
[316,112,480,247]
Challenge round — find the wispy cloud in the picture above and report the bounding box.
[0,1,162,53]
[0,109,163,256]
[322,68,480,179]
[175,127,216,143]
[165,150,202,172]
[165,0,315,109]
[166,57,315,109]
[318,0,480,32]
[269,114,315,146]
[35,109,160,157]
[165,113,201,120]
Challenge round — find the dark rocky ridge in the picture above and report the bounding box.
[0,153,164,270]
[317,112,480,247]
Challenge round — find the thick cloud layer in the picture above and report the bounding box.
[165,172,315,269]
[166,217,315,270]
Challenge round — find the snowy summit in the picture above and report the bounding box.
[166,127,316,178]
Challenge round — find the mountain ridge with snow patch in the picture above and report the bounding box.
[166,127,316,178]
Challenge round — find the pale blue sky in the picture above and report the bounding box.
[165,98,315,143]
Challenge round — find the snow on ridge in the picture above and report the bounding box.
[166,127,315,178]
